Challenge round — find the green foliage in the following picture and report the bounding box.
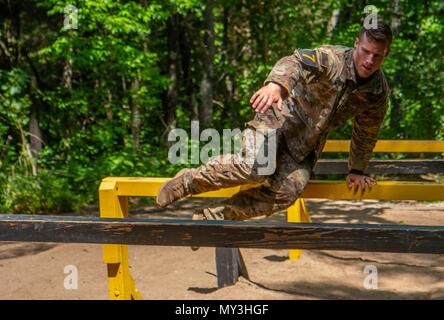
[0,169,82,214]
[0,0,442,213]
[0,69,31,128]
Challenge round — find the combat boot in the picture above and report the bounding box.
[190,207,225,251]
[156,168,192,207]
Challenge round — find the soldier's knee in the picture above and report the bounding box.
[273,181,303,208]
[279,189,300,208]
[277,169,311,206]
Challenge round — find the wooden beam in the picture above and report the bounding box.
[314,159,444,174]
[215,248,249,288]
[102,177,444,201]
[0,215,443,254]
[323,140,444,153]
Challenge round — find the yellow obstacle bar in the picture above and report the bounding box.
[102,177,444,201]
[323,140,444,153]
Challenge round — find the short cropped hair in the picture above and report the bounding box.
[359,20,393,46]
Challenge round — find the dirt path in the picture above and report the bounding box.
[0,199,443,300]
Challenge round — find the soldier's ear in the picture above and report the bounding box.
[354,37,360,48]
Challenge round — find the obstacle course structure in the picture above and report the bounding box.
[0,140,442,300]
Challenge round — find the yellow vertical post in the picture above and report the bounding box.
[287,198,311,260]
[99,180,142,300]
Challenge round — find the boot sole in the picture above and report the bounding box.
[155,168,190,207]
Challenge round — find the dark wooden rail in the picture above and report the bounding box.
[1,214,443,254]
[314,159,444,175]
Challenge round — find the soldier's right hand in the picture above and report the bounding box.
[250,82,285,114]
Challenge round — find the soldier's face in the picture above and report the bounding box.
[353,33,389,78]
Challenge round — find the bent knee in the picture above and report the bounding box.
[272,181,305,208]
[278,190,300,208]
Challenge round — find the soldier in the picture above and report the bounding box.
[156,21,392,227]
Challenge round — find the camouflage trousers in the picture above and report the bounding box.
[184,115,316,221]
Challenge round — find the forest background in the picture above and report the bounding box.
[0,0,442,214]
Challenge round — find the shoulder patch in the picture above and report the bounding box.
[298,49,319,68]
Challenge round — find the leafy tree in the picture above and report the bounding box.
[0,0,442,213]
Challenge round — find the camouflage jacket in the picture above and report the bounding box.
[247,45,389,173]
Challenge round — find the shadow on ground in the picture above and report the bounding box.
[0,242,58,260]
[132,197,400,226]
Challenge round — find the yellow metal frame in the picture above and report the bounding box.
[101,177,444,201]
[99,180,142,300]
[293,139,444,259]
[100,178,444,299]
[99,140,444,298]
[323,140,444,152]
[287,198,311,259]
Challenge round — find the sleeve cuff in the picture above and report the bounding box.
[264,78,291,97]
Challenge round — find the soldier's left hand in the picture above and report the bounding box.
[346,173,376,194]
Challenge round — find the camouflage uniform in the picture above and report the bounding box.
[171,45,389,221]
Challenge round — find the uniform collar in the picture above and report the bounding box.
[344,49,357,83]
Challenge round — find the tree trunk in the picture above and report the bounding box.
[179,14,198,122]
[63,27,74,90]
[105,88,113,120]
[19,127,37,176]
[131,79,141,151]
[389,0,402,137]
[199,0,215,130]
[63,58,73,90]
[29,104,42,156]
[219,7,239,129]
[390,0,401,37]
[163,14,180,143]
[327,8,340,38]
[4,2,21,66]
[27,53,43,165]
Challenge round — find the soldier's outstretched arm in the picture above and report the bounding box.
[250,47,340,114]
[348,94,389,174]
[346,87,388,195]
